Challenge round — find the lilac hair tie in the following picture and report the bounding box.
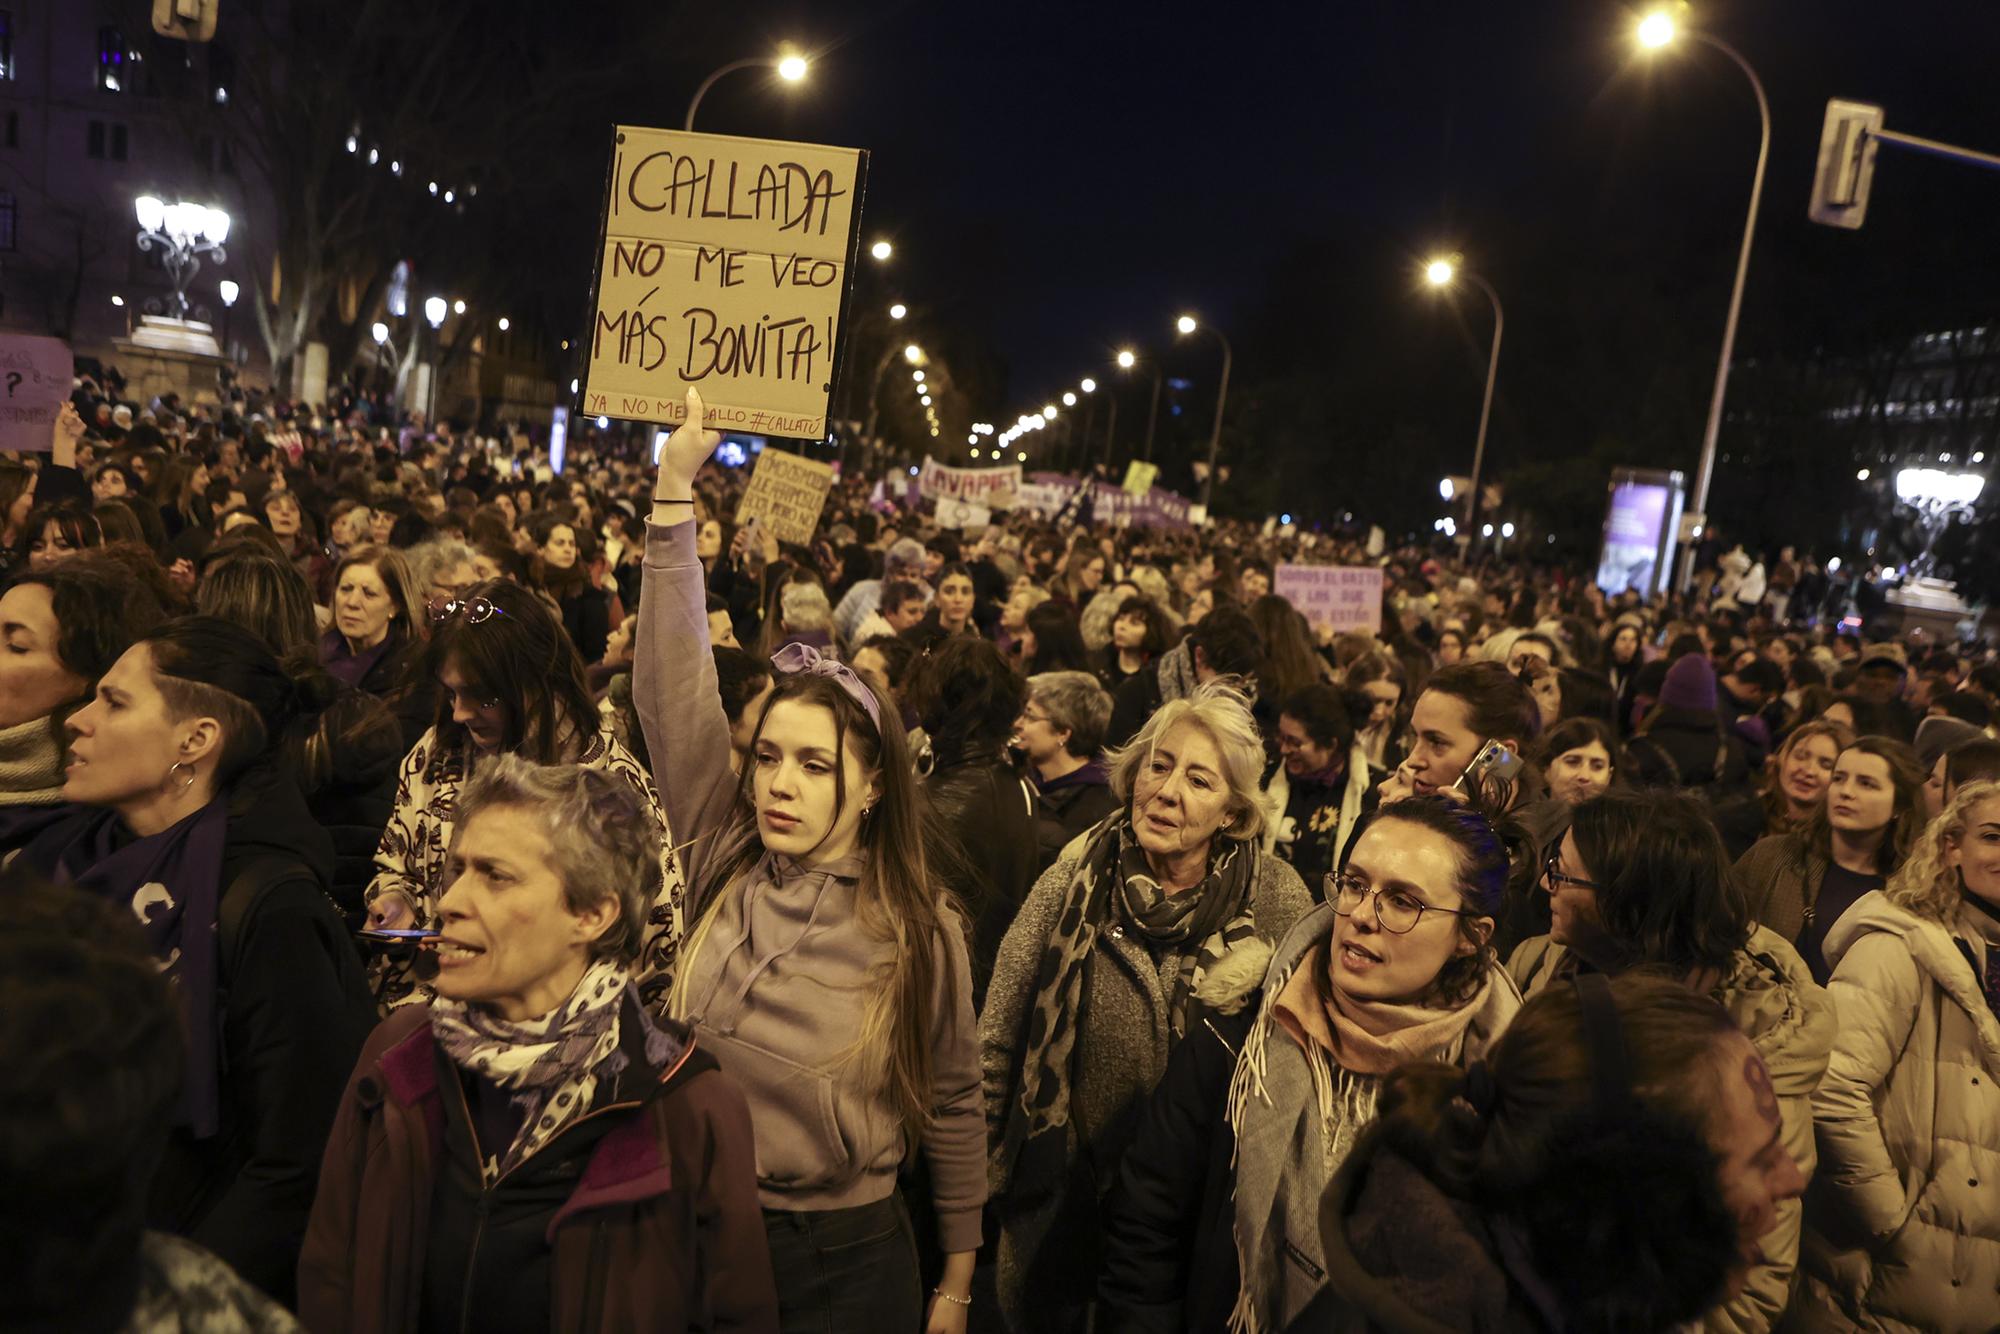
[769,641,884,732]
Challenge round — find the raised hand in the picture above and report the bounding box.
[654,386,722,503]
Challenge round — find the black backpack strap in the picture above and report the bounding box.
[217,855,320,977]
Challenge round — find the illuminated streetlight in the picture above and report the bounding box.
[1063,391,1077,407]
[870,240,893,261]
[133,196,232,322]
[110,294,125,307]
[1857,468,1870,481]
[217,280,239,307]
[424,296,447,328]
[1017,452,1026,462]
[497,316,510,332]
[1420,255,1504,538]
[371,322,389,345]
[1439,478,1455,500]
[1116,349,1137,369]
[1043,405,1058,420]
[1175,312,1234,511]
[452,298,466,315]
[1634,7,1769,590]
[1080,378,1096,393]
[903,343,924,364]
[912,369,925,382]
[889,303,907,320]
[1636,9,1678,49]
[685,48,812,131]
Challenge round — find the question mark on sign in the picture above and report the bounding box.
[4,373,19,397]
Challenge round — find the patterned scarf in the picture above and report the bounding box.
[993,811,1257,1200]
[430,957,630,1183]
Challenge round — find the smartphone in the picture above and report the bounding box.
[1453,739,1524,792]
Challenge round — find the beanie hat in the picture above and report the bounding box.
[1659,654,1718,713]
[1914,716,1984,774]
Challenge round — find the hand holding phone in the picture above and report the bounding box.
[1452,739,1524,793]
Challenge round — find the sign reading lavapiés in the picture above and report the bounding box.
[583,126,866,439]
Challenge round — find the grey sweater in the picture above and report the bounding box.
[635,518,985,1252]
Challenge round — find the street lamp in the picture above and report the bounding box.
[1116,347,1164,461]
[1080,378,1096,393]
[1174,313,1234,513]
[903,343,924,364]
[423,296,447,328]
[217,279,239,351]
[1062,392,1077,407]
[1421,253,1505,540]
[685,49,810,131]
[1634,8,1770,590]
[870,240,893,261]
[133,196,231,322]
[371,322,390,346]
[889,303,907,320]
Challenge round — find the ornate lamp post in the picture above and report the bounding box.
[133,196,231,322]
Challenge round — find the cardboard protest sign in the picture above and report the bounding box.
[918,457,1021,509]
[583,126,866,439]
[1275,564,1384,636]
[0,334,74,451]
[734,448,835,546]
[1121,460,1158,498]
[933,497,992,530]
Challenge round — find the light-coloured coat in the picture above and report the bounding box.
[1806,890,2000,1333]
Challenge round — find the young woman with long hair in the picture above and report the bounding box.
[1805,779,2000,1333]
[1714,718,1855,859]
[1735,736,1927,985]
[635,390,983,1333]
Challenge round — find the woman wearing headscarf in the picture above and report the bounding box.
[981,678,1312,1331]
[299,756,774,1332]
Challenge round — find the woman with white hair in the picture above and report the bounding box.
[981,678,1312,1331]
[301,754,775,1331]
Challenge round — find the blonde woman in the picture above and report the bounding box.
[1805,779,2000,1333]
[981,678,1312,1331]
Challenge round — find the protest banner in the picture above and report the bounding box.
[1275,564,1384,636]
[933,497,993,530]
[734,447,835,546]
[1120,460,1158,498]
[0,334,74,451]
[918,457,1021,509]
[582,126,867,439]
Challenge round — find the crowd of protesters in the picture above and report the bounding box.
[2,369,1997,1334]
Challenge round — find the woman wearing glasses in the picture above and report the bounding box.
[1098,796,1518,1332]
[1508,788,1834,1333]
[363,580,685,1013]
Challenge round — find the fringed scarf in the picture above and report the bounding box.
[993,812,1257,1202]
[1223,920,1518,1333]
[430,957,631,1183]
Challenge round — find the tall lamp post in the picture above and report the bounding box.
[1635,8,1770,589]
[216,279,239,355]
[1117,347,1164,462]
[685,50,809,131]
[133,196,230,321]
[1422,255,1504,541]
[1174,314,1232,513]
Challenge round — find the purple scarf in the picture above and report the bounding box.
[320,626,395,690]
[25,799,232,1136]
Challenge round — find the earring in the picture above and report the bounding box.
[168,761,198,791]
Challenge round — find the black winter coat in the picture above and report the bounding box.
[1029,765,1121,873]
[1107,669,1164,751]
[1626,705,1751,796]
[1099,1007,1254,1334]
[147,775,378,1309]
[923,747,1036,1006]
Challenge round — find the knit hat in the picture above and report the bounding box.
[1914,716,1984,774]
[1659,654,1718,713]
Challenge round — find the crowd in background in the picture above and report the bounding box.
[2,371,1997,1334]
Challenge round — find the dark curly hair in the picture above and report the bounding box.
[0,871,183,1324]
[908,635,1025,764]
[1361,973,1742,1331]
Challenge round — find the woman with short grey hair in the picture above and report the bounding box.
[981,678,1311,1330]
[301,752,776,1331]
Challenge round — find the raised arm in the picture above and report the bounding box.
[634,389,739,893]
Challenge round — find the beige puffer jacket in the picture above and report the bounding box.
[1508,926,1835,1333]
[1805,890,2000,1333]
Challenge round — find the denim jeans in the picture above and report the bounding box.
[764,1195,923,1334]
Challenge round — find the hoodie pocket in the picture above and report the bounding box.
[708,1033,853,1189]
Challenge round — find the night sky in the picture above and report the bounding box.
[581,0,2000,506]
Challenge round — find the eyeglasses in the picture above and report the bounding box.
[1326,872,1478,934]
[433,596,506,624]
[1543,845,1603,894]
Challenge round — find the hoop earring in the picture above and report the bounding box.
[168,761,198,791]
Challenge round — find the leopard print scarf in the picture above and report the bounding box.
[993,812,1257,1198]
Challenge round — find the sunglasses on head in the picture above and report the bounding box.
[432,596,506,624]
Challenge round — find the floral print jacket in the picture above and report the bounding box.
[364,723,687,1010]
